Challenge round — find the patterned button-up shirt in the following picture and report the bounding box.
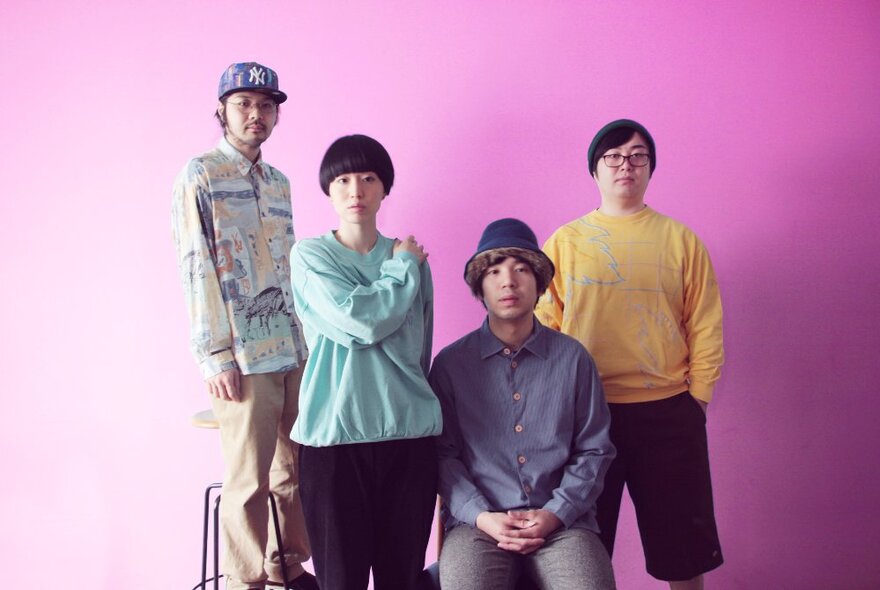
[172,137,307,379]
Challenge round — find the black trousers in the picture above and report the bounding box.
[299,437,438,590]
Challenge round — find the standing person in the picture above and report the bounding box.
[289,134,441,590]
[171,62,317,590]
[431,218,617,590]
[536,119,724,589]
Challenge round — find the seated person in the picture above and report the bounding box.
[430,218,617,590]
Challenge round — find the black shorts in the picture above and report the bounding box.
[596,392,723,581]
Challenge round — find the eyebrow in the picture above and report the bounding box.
[607,144,648,152]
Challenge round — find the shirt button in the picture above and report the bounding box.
[524,485,532,494]
[513,392,522,401]
[503,347,511,355]
[511,361,518,369]
[514,424,524,433]
[517,455,526,464]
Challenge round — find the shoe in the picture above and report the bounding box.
[267,571,319,590]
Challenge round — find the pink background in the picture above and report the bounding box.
[2,1,879,588]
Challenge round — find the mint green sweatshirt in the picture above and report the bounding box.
[289,232,442,446]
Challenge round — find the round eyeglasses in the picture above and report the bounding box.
[226,99,277,115]
[602,153,650,168]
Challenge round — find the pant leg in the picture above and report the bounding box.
[372,437,438,590]
[625,393,723,581]
[264,365,310,582]
[299,443,373,590]
[525,528,616,590]
[212,372,286,590]
[439,525,520,590]
[594,403,628,558]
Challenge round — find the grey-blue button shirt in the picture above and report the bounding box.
[430,318,615,532]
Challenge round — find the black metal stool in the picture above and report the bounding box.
[192,410,292,590]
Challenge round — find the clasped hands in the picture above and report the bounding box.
[476,509,562,555]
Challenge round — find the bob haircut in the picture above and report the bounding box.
[319,134,395,196]
[590,125,656,178]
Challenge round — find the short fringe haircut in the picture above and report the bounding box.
[590,125,655,178]
[319,134,395,196]
[465,248,554,300]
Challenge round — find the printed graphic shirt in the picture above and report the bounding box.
[172,137,307,379]
[536,206,723,403]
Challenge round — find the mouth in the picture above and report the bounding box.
[499,295,520,305]
[248,125,266,132]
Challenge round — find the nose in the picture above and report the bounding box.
[347,179,362,198]
[500,268,517,288]
[619,155,633,171]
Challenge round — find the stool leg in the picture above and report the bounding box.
[200,485,211,590]
[201,483,222,590]
[214,493,222,590]
[268,493,290,589]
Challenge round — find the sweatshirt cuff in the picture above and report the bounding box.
[393,250,419,265]
[689,381,715,403]
[200,350,237,379]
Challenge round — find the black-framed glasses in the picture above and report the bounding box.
[602,153,650,168]
[226,99,277,115]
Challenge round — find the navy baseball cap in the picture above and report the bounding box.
[218,62,287,103]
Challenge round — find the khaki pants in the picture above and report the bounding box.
[211,367,310,590]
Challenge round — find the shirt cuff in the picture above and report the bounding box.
[459,495,492,526]
[200,350,238,379]
[542,499,578,529]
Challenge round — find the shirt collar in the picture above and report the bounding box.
[217,137,266,180]
[478,316,550,360]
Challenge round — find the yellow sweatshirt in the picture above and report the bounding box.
[536,207,723,404]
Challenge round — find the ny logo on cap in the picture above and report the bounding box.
[249,66,266,85]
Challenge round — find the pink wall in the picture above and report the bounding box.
[2,1,878,587]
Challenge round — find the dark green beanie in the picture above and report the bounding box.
[588,119,656,177]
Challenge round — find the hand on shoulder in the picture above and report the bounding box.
[393,234,428,264]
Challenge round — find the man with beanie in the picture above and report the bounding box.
[536,120,724,589]
[430,218,617,590]
[171,62,317,590]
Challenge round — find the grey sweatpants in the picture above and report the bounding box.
[439,525,616,590]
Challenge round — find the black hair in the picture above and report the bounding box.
[465,248,553,303]
[590,126,656,177]
[319,134,395,196]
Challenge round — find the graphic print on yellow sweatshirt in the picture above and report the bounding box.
[536,207,723,404]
